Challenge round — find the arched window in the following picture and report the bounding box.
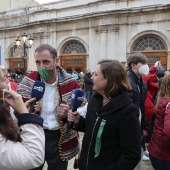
[132,35,166,51]
[62,40,86,54]
[12,45,24,57]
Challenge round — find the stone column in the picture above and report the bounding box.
[96,25,120,60]
[107,26,120,60]
[167,51,170,69]
[95,25,108,60]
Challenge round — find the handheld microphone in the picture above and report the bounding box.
[68,88,85,130]
[29,81,45,113]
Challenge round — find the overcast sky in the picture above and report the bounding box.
[35,0,60,4]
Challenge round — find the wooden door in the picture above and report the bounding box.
[142,51,167,69]
[60,55,86,73]
[9,58,27,73]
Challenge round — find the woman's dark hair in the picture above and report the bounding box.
[7,68,15,74]
[0,97,20,142]
[157,70,166,79]
[98,60,131,98]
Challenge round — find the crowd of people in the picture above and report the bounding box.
[70,69,94,102]
[0,44,170,170]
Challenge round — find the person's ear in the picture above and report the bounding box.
[131,63,136,69]
[55,57,60,66]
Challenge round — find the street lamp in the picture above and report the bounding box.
[15,33,33,74]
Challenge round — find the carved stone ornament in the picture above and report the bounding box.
[95,25,120,33]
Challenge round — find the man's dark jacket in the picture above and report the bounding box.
[127,70,147,132]
[84,73,93,91]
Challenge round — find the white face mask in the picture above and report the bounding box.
[138,65,149,76]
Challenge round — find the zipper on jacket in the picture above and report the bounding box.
[86,112,99,170]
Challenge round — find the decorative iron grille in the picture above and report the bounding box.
[62,41,86,54]
[133,36,166,51]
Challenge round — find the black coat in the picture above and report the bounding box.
[127,70,147,132]
[76,92,141,170]
[84,73,93,91]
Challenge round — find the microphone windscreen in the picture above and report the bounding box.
[31,81,45,101]
[71,88,85,111]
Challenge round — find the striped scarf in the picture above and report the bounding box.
[17,66,81,161]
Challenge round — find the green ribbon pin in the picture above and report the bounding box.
[94,119,106,158]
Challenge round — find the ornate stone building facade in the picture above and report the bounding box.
[0,0,170,73]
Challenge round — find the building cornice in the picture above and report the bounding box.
[0,3,169,31]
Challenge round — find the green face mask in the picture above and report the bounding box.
[38,66,55,81]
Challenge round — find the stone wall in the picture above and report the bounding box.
[0,0,169,71]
